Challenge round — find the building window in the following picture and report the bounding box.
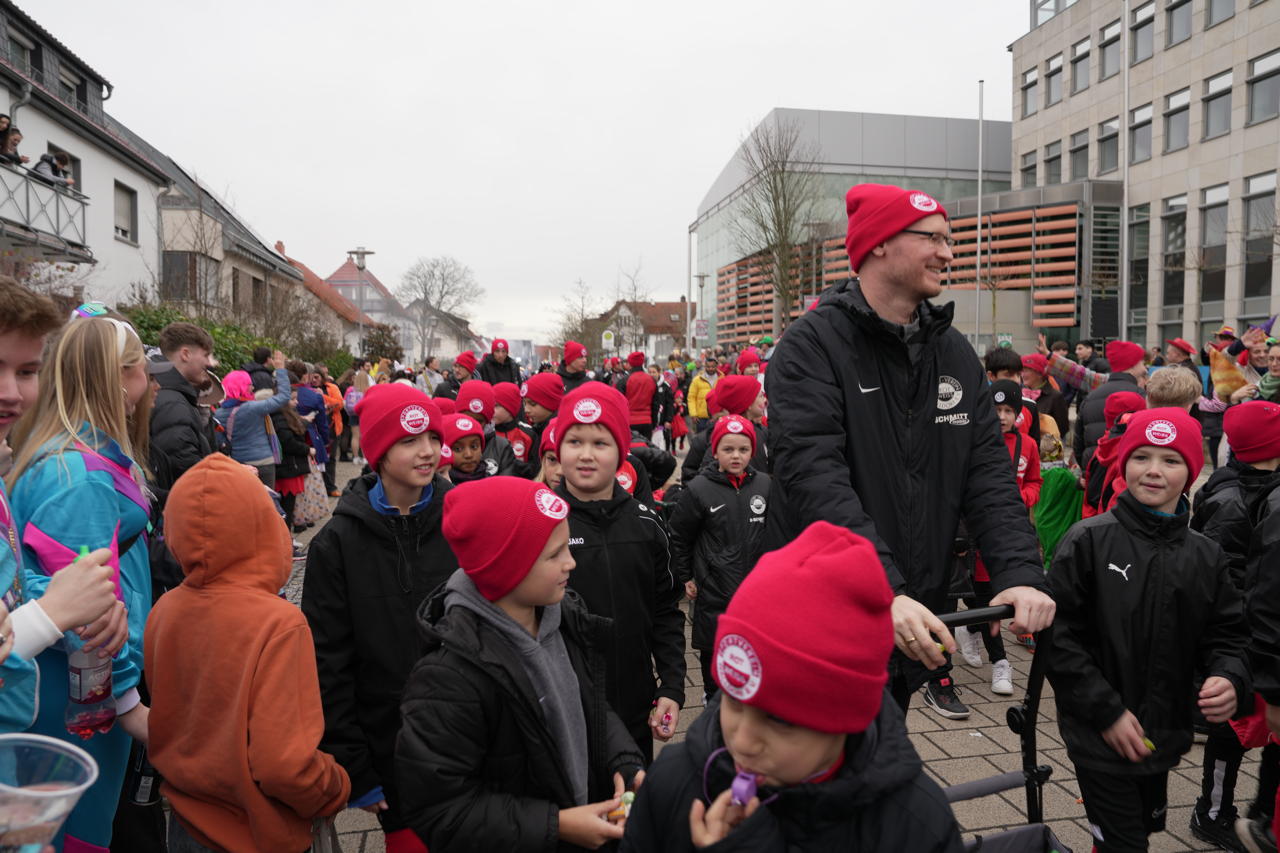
[1022,68,1039,117]
[1162,195,1188,308]
[1044,141,1062,184]
[1204,71,1233,138]
[1044,54,1063,107]
[1164,88,1191,151]
[44,144,82,188]
[1200,184,1229,305]
[1248,49,1280,124]
[1099,117,1120,173]
[252,277,266,310]
[1070,129,1089,179]
[1132,2,1155,64]
[162,252,197,301]
[1167,0,1192,44]
[1021,151,1037,188]
[1072,38,1091,92]
[113,182,137,243]
[1100,20,1122,80]
[1130,104,1153,163]
[1244,172,1276,305]
[231,269,244,308]
[1207,0,1234,26]
[1129,205,1151,324]
[7,30,40,77]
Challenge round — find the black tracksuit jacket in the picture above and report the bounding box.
[1048,490,1250,774]
[680,421,769,485]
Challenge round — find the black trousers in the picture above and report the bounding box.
[1075,765,1168,852]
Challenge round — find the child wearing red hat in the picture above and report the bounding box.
[396,476,645,851]
[668,415,771,701]
[456,379,517,476]
[534,417,562,490]
[622,521,963,852]
[1048,408,1249,853]
[441,412,488,483]
[491,381,536,472]
[680,374,769,485]
[555,382,685,762]
[522,372,565,466]
[301,384,459,853]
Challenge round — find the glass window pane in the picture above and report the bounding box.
[1205,93,1232,136]
[1203,184,1229,206]
[1072,146,1088,179]
[1168,2,1191,44]
[1131,123,1152,162]
[1208,0,1234,25]
[1133,21,1154,62]
[1250,72,1280,123]
[1165,108,1189,150]
[1203,203,1229,245]
[1101,41,1120,78]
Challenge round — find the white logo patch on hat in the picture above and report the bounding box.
[1145,419,1177,445]
[573,398,602,423]
[456,417,476,431]
[909,192,938,212]
[520,382,529,397]
[440,444,453,461]
[399,405,430,434]
[534,488,569,521]
[468,398,484,414]
[726,418,745,434]
[994,390,1008,404]
[716,634,762,701]
[750,495,767,515]
[937,376,963,411]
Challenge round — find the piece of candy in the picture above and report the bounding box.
[1142,737,1155,751]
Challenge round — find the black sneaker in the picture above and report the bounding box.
[921,677,969,719]
[1235,815,1277,853]
[1190,809,1245,852]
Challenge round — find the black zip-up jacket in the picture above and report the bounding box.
[1048,490,1250,774]
[555,482,685,751]
[680,421,769,485]
[1245,476,1280,704]
[432,374,464,401]
[668,466,771,650]
[396,587,643,853]
[653,381,674,427]
[301,473,458,831]
[763,279,1047,616]
[1191,459,1280,590]
[478,353,522,386]
[272,414,311,481]
[149,368,213,490]
[558,365,590,394]
[481,426,518,476]
[621,693,962,853]
[1073,371,1143,471]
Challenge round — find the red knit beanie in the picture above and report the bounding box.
[844,183,948,273]
[556,381,630,471]
[443,413,485,450]
[563,341,587,364]
[539,417,559,457]
[1106,340,1145,372]
[354,384,443,472]
[713,375,763,416]
[1224,401,1280,463]
[457,380,496,423]
[491,338,509,354]
[1116,407,1204,492]
[627,351,646,368]
[492,382,522,420]
[713,521,893,733]
[443,477,571,601]
[711,414,757,457]
[454,351,478,375]
[736,350,762,372]
[439,442,453,470]
[1104,391,1146,430]
[522,373,565,412]
[1021,353,1049,377]
[434,397,456,415]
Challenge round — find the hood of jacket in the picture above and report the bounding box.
[164,452,292,593]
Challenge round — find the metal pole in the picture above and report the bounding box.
[1118,0,1131,340]
[976,80,984,349]
[686,226,694,352]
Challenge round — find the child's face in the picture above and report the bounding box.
[540,451,562,490]
[524,398,553,424]
[452,435,484,473]
[560,423,620,496]
[379,432,441,488]
[1125,446,1188,512]
[719,694,846,787]
[1021,367,1044,388]
[508,521,575,608]
[989,369,1019,382]
[746,390,766,422]
[995,403,1018,434]
[715,435,753,476]
[0,329,44,443]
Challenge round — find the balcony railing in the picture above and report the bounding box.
[0,164,88,247]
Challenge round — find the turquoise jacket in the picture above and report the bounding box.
[0,480,38,733]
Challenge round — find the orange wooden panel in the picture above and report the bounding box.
[1034,317,1078,327]
[1034,287,1080,299]
[1033,303,1078,313]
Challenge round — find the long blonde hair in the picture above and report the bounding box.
[7,317,150,487]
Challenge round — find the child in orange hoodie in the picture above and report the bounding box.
[144,453,350,852]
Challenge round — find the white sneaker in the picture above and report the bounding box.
[991,659,1014,695]
[958,626,983,667]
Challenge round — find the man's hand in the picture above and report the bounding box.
[1101,709,1151,763]
[1198,676,1237,723]
[1243,326,1266,347]
[650,698,680,741]
[684,580,698,600]
[988,586,1055,636]
[271,350,286,370]
[1036,332,1049,355]
[891,595,953,669]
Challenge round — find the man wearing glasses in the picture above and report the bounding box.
[764,183,1055,718]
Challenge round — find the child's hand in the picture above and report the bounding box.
[77,600,129,658]
[39,547,115,632]
[650,698,680,741]
[1037,332,1049,355]
[689,787,760,848]
[359,799,388,814]
[684,581,698,600]
[1101,710,1152,762]
[118,704,150,745]
[558,797,624,848]
[1199,676,1237,723]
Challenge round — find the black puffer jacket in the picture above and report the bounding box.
[621,693,963,853]
[478,353,522,386]
[763,279,1046,616]
[396,585,643,853]
[1191,459,1279,590]
[668,466,771,650]
[272,414,311,481]
[481,427,519,476]
[1245,476,1280,704]
[1073,371,1144,471]
[558,366,590,394]
[432,374,464,400]
[555,482,685,751]
[1048,490,1250,774]
[301,473,458,832]
[680,421,769,485]
[149,368,213,490]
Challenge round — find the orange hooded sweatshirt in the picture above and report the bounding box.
[144,453,349,853]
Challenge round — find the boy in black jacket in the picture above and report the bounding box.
[397,476,644,852]
[622,521,963,853]
[1048,408,1249,853]
[669,414,770,699]
[554,382,686,763]
[302,384,458,853]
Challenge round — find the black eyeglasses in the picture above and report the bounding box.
[901,229,956,248]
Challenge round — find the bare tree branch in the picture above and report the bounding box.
[551,278,602,348]
[396,256,484,361]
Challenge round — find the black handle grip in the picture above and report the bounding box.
[938,605,1016,630]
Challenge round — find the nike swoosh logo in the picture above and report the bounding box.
[709,504,725,513]
[858,382,880,393]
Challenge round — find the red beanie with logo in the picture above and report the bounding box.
[443,412,485,451]
[1116,407,1204,492]
[355,384,443,472]
[615,459,638,495]
[1104,391,1146,430]
[443,477,571,601]
[713,521,893,733]
[434,397,456,415]
[844,183,948,273]
[627,351,646,368]
[492,382,522,419]
[438,442,453,470]
[711,414,757,457]
[1021,353,1049,377]
[539,417,559,457]
[556,381,630,470]
[522,373,565,412]
[1106,340,1145,372]
[736,350,762,372]
[1224,401,1280,463]
[491,338,509,354]
[563,341,587,364]
[713,375,763,416]
[457,380,496,423]
[454,351,478,375]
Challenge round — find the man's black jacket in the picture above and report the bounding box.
[149,368,213,490]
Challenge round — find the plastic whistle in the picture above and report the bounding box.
[77,545,90,561]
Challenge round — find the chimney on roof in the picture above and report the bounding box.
[275,241,286,255]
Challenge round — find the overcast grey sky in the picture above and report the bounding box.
[41,0,1029,342]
